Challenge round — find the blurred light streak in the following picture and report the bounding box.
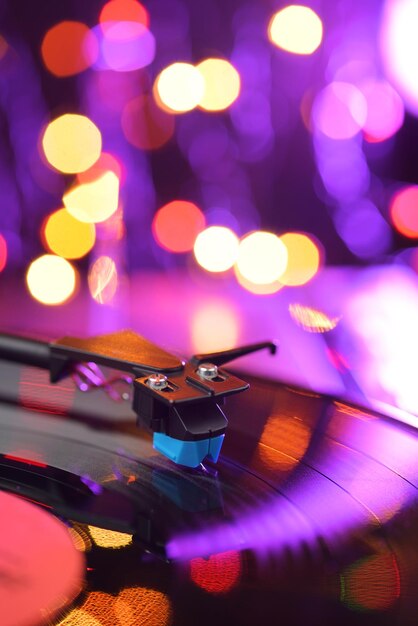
[334,201,392,258]
[380,0,418,116]
[63,171,119,224]
[99,0,149,31]
[121,94,175,149]
[0,233,7,271]
[191,301,239,353]
[88,256,118,304]
[390,185,418,237]
[154,62,205,113]
[152,200,205,253]
[279,233,321,286]
[88,525,132,548]
[194,226,239,273]
[43,209,96,259]
[190,551,241,594]
[289,304,340,333]
[268,5,323,55]
[312,82,367,140]
[41,21,98,77]
[42,114,102,174]
[26,255,77,305]
[236,231,288,285]
[360,79,404,142]
[197,58,241,111]
[19,366,74,415]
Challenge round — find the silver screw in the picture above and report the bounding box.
[197,363,218,380]
[147,373,168,390]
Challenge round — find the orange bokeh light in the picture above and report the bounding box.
[41,21,98,77]
[0,233,7,272]
[279,232,321,286]
[122,94,175,150]
[99,0,149,31]
[190,551,241,594]
[152,200,206,253]
[390,186,418,237]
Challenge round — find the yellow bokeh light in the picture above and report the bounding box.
[236,231,288,285]
[279,232,321,286]
[88,525,132,548]
[268,5,323,55]
[154,62,205,113]
[43,208,95,259]
[192,301,239,353]
[41,114,102,174]
[234,266,284,295]
[289,303,340,333]
[26,255,77,305]
[88,255,118,304]
[197,58,241,112]
[63,171,119,224]
[194,226,239,272]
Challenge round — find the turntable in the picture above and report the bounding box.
[1,270,418,626]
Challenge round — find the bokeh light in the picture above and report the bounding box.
[255,413,312,471]
[99,0,149,31]
[341,553,400,611]
[194,226,239,272]
[88,256,118,304]
[335,201,392,259]
[99,22,155,72]
[41,21,98,77]
[312,82,367,140]
[26,255,77,305]
[0,234,7,272]
[154,63,205,113]
[268,5,323,55]
[360,79,404,142]
[88,525,132,548]
[190,551,241,594]
[234,266,284,295]
[42,114,102,174]
[152,200,206,252]
[192,301,239,352]
[197,59,241,112]
[380,0,418,116]
[63,171,119,224]
[43,209,95,259]
[77,152,123,184]
[236,231,288,285]
[390,186,418,237]
[279,232,321,286]
[122,94,175,150]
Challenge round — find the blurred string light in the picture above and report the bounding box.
[63,171,119,223]
[154,62,205,113]
[197,59,241,112]
[88,256,118,304]
[26,255,77,305]
[268,5,323,55]
[359,79,404,143]
[42,114,102,174]
[390,186,418,237]
[312,82,367,140]
[152,200,205,252]
[0,234,7,272]
[236,231,288,285]
[43,209,96,259]
[193,226,239,272]
[279,232,321,286]
[380,0,418,116]
[41,21,98,77]
[121,94,175,149]
[99,0,149,31]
